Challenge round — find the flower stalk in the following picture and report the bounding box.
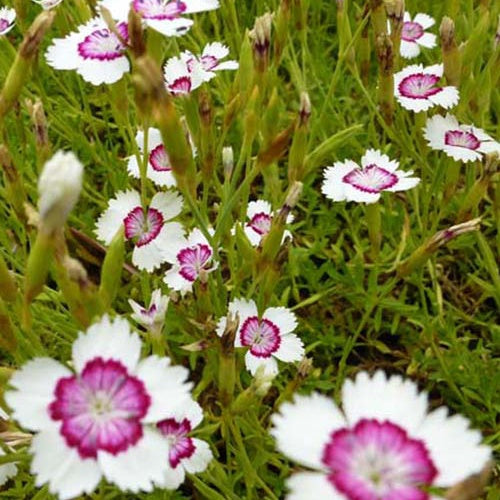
[0,10,55,121]
[365,202,382,259]
[397,218,481,278]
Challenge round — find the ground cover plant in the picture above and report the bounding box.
[0,0,498,498]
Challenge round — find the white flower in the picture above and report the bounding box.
[45,17,130,85]
[155,399,213,489]
[424,114,500,163]
[398,12,436,59]
[164,56,205,95]
[180,42,238,83]
[163,228,216,294]
[0,7,15,36]
[32,0,64,9]
[242,200,293,247]
[127,127,196,187]
[394,64,459,112]
[271,370,492,500]
[99,0,219,37]
[5,315,193,500]
[321,149,420,204]
[38,151,83,232]
[216,299,304,376]
[129,289,169,330]
[95,190,185,272]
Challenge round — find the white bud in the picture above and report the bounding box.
[38,150,83,233]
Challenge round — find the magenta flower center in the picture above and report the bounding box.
[342,164,398,194]
[247,212,272,236]
[149,144,172,172]
[322,419,438,500]
[123,206,164,247]
[186,55,219,73]
[133,0,187,20]
[398,73,443,99]
[177,244,213,282]
[240,317,281,358]
[77,22,128,61]
[200,55,219,71]
[444,130,480,150]
[0,18,11,33]
[401,22,424,42]
[157,417,195,468]
[49,357,150,459]
[168,76,192,95]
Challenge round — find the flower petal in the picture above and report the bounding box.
[414,407,492,486]
[182,438,213,474]
[400,40,421,59]
[321,161,359,202]
[244,351,278,376]
[5,358,70,431]
[271,392,345,470]
[263,307,298,335]
[342,371,428,434]
[99,428,168,492]
[95,190,140,245]
[0,449,17,487]
[72,315,141,373]
[135,356,192,423]
[247,200,272,219]
[150,191,183,221]
[286,472,345,500]
[273,334,304,363]
[31,425,102,500]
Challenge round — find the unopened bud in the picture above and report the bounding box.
[297,356,313,378]
[440,17,461,87]
[38,151,83,234]
[299,92,311,126]
[127,7,145,57]
[250,13,274,72]
[375,33,394,125]
[253,365,276,397]
[181,339,209,352]
[0,10,55,118]
[282,181,303,214]
[386,0,404,57]
[32,0,63,9]
[222,146,234,178]
[397,219,481,278]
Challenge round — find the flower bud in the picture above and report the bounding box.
[38,150,83,234]
[397,218,481,278]
[440,17,461,87]
[222,146,234,179]
[32,0,63,9]
[250,13,274,73]
[129,289,169,336]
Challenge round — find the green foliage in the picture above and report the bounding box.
[0,0,498,498]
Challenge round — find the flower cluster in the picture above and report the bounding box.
[5,316,212,499]
[271,371,492,499]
